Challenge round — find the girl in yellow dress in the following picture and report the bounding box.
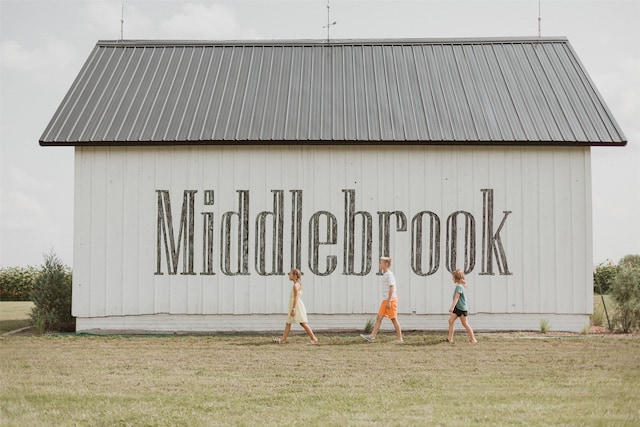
[273,269,318,344]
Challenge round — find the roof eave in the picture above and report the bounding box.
[39,139,628,147]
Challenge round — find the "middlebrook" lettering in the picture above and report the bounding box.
[155,189,512,277]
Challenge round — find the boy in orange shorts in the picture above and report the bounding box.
[361,257,403,343]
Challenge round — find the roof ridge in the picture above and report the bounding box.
[97,36,569,47]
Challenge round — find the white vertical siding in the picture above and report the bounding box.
[73,145,592,331]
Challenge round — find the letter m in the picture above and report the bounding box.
[156,190,197,275]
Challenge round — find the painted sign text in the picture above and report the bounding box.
[155,189,512,277]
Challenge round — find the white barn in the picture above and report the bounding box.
[41,38,626,333]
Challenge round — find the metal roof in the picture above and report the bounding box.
[40,38,626,146]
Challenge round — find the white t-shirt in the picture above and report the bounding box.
[381,270,397,300]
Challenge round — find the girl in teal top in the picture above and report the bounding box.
[446,269,477,343]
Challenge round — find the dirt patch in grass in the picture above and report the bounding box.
[589,325,614,334]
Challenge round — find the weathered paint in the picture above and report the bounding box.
[73,144,593,332]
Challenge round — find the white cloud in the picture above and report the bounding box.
[590,54,640,263]
[7,167,53,192]
[1,38,79,81]
[1,40,37,70]
[80,2,125,37]
[80,1,153,40]
[1,190,48,231]
[592,58,640,129]
[158,3,258,40]
[76,2,259,41]
[0,166,72,265]
[0,168,51,231]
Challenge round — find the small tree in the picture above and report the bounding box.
[609,266,640,333]
[593,262,618,294]
[30,252,75,333]
[619,254,640,269]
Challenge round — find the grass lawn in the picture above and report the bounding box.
[1,300,639,426]
[0,301,33,334]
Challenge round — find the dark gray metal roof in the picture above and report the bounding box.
[40,37,626,146]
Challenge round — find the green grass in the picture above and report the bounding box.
[1,333,639,426]
[1,300,639,426]
[0,301,33,334]
[592,294,615,328]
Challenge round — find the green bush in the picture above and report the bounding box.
[609,266,640,333]
[0,266,38,301]
[539,319,550,333]
[593,262,618,295]
[364,317,374,334]
[30,252,75,333]
[619,254,640,269]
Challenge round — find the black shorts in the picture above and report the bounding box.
[453,306,468,317]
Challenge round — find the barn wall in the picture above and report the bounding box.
[72,145,593,332]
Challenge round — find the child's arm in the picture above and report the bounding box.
[386,284,395,307]
[449,293,460,313]
[291,283,300,315]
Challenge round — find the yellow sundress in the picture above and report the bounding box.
[286,284,308,324]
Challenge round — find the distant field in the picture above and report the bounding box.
[1,301,639,426]
[0,301,33,334]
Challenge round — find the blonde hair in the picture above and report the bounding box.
[380,256,392,267]
[289,269,302,288]
[452,269,466,286]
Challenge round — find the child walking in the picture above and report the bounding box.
[447,269,477,343]
[361,257,403,343]
[273,269,318,344]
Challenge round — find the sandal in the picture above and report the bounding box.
[273,338,285,344]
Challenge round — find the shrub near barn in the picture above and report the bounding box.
[609,255,640,333]
[593,254,640,333]
[30,252,75,333]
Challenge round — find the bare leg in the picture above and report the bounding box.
[280,323,292,343]
[460,316,477,343]
[370,315,384,339]
[447,313,457,342]
[300,323,318,343]
[391,318,403,341]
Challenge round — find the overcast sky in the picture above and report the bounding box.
[1,0,638,268]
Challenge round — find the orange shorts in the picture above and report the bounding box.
[377,298,398,319]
